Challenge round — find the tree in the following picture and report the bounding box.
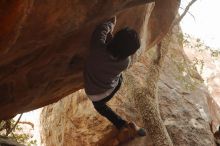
[126,0,198,145]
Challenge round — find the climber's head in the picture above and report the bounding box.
[107,27,140,60]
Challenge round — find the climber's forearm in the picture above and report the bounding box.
[91,19,115,48]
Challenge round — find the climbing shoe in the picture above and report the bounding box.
[127,122,146,136]
[116,122,146,144]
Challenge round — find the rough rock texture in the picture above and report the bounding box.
[40,25,216,146]
[183,38,220,133]
[0,137,25,146]
[0,0,179,120]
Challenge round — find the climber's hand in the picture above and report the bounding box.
[109,16,116,25]
[108,16,116,33]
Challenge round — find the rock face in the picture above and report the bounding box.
[0,0,179,120]
[0,137,25,146]
[183,36,220,133]
[40,25,215,146]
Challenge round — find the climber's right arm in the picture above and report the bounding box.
[91,17,116,49]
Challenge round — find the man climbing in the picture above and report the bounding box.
[83,16,146,142]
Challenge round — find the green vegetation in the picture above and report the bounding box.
[172,32,220,91]
[210,49,220,58]
[173,58,199,91]
[0,115,37,146]
[168,32,209,91]
[184,33,220,58]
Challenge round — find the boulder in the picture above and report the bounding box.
[0,0,179,120]
[40,25,215,146]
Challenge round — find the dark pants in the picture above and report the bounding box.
[92,75,126,129]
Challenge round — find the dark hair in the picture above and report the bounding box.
[107,27,140,60]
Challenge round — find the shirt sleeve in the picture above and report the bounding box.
[90,21,115,49]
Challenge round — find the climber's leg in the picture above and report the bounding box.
[92,75,127,129]
[93,101,127,129]
[92,74,147,142]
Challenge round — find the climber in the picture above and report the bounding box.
[83,16,146,140]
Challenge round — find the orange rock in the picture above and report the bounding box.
[0,0,179,119]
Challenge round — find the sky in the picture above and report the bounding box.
[180,0,220,105]
[180,0,220,49]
